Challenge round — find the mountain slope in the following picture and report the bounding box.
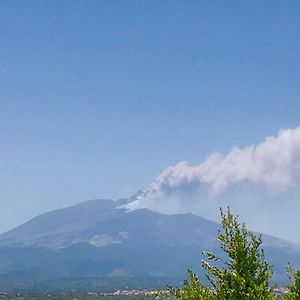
[0,199,219,249]
[0,199,299,290]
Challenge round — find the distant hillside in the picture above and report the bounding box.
[0,199,299,291]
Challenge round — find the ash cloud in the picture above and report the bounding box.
[125,128,300,222]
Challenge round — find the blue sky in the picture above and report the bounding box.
[0,1,300,235]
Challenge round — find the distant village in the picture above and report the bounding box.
[0,287,290,299]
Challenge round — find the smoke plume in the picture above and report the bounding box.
[125,128,300,233]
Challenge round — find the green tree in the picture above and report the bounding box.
[177,208,275,300]
[284,263,300,300]
[175,269,215,300]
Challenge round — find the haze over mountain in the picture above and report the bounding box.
[0,199,299,291]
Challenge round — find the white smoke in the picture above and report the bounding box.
[125,127,300,215]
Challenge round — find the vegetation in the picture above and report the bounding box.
[284,263,300,299]
[176,208,276,299]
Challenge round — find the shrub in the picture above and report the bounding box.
[284,263,300,300]
[177,208,275,300]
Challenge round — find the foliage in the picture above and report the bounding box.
[175,269,215,300]
[177,207,275,300]
[284,263,300,299]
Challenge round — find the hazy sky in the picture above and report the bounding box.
[0,1,300,238]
